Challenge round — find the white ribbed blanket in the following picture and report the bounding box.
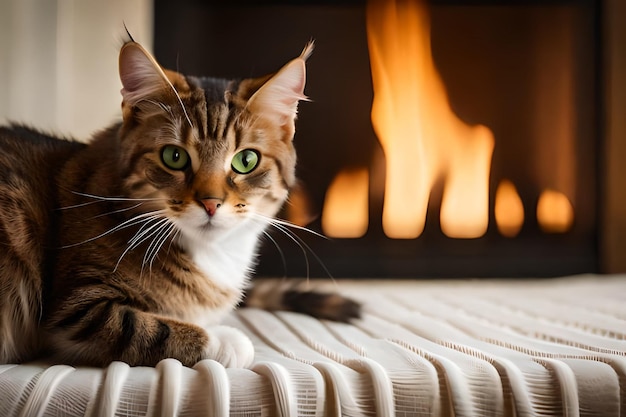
[1,275,624,416]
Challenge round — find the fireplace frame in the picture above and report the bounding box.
[601,0,626,273]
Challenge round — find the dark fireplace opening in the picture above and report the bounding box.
[155,0,602,278]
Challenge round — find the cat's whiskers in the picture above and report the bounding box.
[156,71,196,137]
[166,229,182,258]
[267,217,328,240]
[67,190,169,204]
[249,213,335,283]
[142,100,184,142]
[250,213,329,241]
[248,215,310,277]
[115,214,172,273]
[59,189,172,222]
[57,200,107,211]
[141,221,177,277]
[58,195,167,212]
[127,216,169,248]
[60,189,180,279]
[261,229,288,277]
[61,209,168,249]
[145,99,175,119]
[85,202,144,221]
[141,97,198,144]
[265,219,337,287]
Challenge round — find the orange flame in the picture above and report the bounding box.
[322,168,369,238]
[537,189,574,233]
[495,179,525,238]
[366,0,494,239]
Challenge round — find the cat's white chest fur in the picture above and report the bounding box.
[190,232,257,292]
[176,219,263,327]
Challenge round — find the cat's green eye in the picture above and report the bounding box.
[231,149,260,174]
[161,145,190,170]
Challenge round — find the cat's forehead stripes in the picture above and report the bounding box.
[184,76,243,143]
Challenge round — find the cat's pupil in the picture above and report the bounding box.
[172,150,180,162]
[242,153,251,167]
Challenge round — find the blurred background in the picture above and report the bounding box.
[0,0,624,278]
[0,0,152,139]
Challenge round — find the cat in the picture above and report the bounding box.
[0,38,359,368]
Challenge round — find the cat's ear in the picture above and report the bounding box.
[119,41,172,107]
[246,42,314,133]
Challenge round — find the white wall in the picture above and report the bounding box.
[0,0,153,140]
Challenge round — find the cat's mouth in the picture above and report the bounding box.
[199,210,229,231]
[169,200,250,234]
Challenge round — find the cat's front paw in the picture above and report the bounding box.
[203,326,254,368]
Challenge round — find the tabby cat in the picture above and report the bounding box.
[0,39,359,368]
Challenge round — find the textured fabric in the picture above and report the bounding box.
[1,275,624,416]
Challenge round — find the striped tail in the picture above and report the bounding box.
[241,279,361,322]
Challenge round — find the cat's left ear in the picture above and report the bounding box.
[246,42,314,135]
[119,41,171,106]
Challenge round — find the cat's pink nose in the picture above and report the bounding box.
[200,198,223,217]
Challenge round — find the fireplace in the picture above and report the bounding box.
[155,0,624,278]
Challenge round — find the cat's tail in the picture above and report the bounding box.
[241,279,361,322]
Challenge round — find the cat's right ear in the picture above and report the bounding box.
[245,42,314,137]
[118,41,172,113]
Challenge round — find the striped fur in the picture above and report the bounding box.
[0,40,358,368]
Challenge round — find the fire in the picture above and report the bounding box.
[322,168,369,238]
[537,189,574,233]
[495,179,525,238]
[285,183,316,227]
[366,0,494,239]
[320,0,575,241]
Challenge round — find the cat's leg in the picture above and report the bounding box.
[46,304,254,368]
[0,278,41,363]
[241,279,361,322]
